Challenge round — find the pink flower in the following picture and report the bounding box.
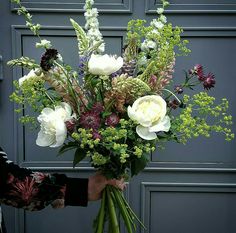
[65,119,76,133]
[92,131,102,140]
[91,102,104,115]
[10,177,39,204]
[105,113,120,127]
[189,64,204,80]
[203,73,216,90]
[7,173,15,184]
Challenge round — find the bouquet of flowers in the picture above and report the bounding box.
[9,0,234,232]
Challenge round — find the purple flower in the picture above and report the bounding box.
[91,102,104,115]
[92,131,102,140]
[168,99,180,110]
[79,111,101,129]
[65,119,76,134]
[174,85,183,94]
[189,64,204,80]
[40,49,58,71]
[105,113,120,127]
[203,73,216,90]
[78,56,88,77]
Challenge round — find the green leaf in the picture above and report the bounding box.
[58,142,78,156]
[130,153,149,177]
[73,147,86,167]
[70,18,89,55]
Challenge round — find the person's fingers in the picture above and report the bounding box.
[107,178,126,190]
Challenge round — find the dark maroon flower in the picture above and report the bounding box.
[40,48,58,71]
[203,73,216,90]
[91,102,104,115]
[189,64,204,80]
[92,131,102,140]
[105,113,120,127]
[79,111,101,129]
[168,99,180,110]
[65,119,76,133]
[174,85,183,94]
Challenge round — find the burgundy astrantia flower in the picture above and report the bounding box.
[40,48,58,71]
[79,111,101,129]
[65,119,76,133]
[168,99,180,110]
[92,130,102,140]
[105,113,120,127]
[174,85,183,94]
[203,73,216,90]
[91,102,104,115]
[189,64,204,80]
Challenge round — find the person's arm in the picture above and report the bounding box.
[0,147,88,211]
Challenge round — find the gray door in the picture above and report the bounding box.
[1,0,236,233]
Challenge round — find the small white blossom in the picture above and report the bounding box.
[35,39,52,49]
[157,8,164,14]
[57,53,63,62]
[151,19,164,29]
[19,69,43,86]
[159,15,167,24]
[84,8,98,19]
[138,56,147,66]
[141,40,156,51]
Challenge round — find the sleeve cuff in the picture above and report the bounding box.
[64,178,88,207]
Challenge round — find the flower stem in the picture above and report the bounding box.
[96,190,106,233]
[107,187,120,233]
[110,186,134,233]
[163,88,181,103]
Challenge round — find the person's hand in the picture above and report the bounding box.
[88,173,126,201]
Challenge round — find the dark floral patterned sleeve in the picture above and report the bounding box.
[0,147,88,211]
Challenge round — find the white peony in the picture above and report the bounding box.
[19,69,43,87]
[127,95,171,140]
[88,54,123,76]
[36,103,74,148]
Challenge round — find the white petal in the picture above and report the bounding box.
[149,115,171,132]
[36,130,55,147]
[127,106,137,121]
[136,125,157,140]
[50,121,67,147]
[61,102,72,115]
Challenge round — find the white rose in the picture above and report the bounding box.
[88,54,123,76]
[19,69,43,87]
[128,95,171,140]
[36,102,74,148]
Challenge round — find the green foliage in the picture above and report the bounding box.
[171,92,235,143]
[126,20,148,47]
[7,57,40,70]
[70,19,89,55]
[73,147,87,167]
[10,77,54,125]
